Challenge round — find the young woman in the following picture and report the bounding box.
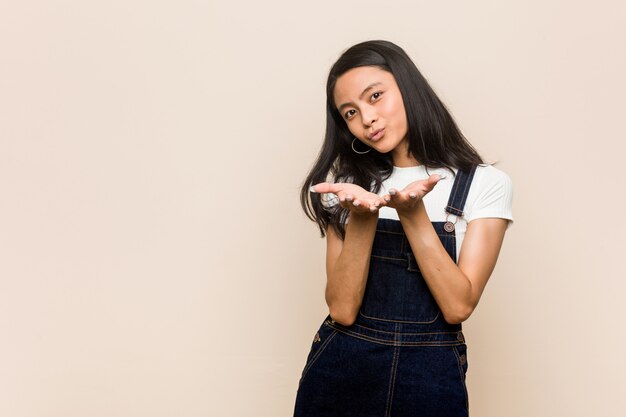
[294,40,513,417]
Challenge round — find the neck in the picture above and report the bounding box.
[391,140,420,167]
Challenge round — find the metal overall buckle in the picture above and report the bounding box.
[444,211,460,233]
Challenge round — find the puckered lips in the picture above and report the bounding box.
[368,127,385,141]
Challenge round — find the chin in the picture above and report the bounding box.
[372,142,394,154]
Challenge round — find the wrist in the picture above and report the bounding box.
[396,199,426,222]
[396,198,425,217]
[349,209,380,222]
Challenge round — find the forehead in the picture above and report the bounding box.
[333,66,395,104]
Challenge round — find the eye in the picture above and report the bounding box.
[343,92,383,120]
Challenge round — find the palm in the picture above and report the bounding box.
[311,182,387,214]
[381,174,443,212]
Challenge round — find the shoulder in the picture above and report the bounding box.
[467,164,514,201]
[465,164,514,226]
[473,164,513,189]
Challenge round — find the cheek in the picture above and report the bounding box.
[392,99,407,126]
[384,97,402,118]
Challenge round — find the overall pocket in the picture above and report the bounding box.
[298,320,339,386]
[360,254,440,323]
[453,343,469,412]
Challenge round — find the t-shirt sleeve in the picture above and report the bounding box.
[320,192,340,209]
[465,167,514,230]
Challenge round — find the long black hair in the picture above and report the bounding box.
[300,40,487,239]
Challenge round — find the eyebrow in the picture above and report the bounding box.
[337,82,383,112]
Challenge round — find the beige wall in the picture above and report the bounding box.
[1,1,624,416]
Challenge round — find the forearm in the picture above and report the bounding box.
[325,212,378,325]
[398,200,473,324]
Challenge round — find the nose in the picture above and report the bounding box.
[360,105,378,127]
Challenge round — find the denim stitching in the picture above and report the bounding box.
[371,255,405,261]
[446,166,475,216]
[359,310,440,324]
[445,205,464,216]
[452,345,469,413]
[457,169,472,217]
[447,170,463,215]
[448,165,476,218]
[375,229,405,235]
[298,329,339,386]
[385,323,400,417]
[352,322,460,336]
[406,253,413,271]
[327,324,463,347]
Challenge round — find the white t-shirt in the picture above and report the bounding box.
[321,164,514,258]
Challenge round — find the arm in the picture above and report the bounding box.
[324,212,378,326]
[310,181,387,327]
[398,199,508,324]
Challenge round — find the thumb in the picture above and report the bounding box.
[430,173,446,184]
[423,174,444,192]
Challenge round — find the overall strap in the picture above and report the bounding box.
[445,165,477,217]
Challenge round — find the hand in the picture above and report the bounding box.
[381,174,444,214]
[311,182,387,215]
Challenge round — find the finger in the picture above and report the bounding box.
[310,182,340,194]
[339,194,353,209]
[432,173,446,183]
[409,192,417,199]
[426,174,444,190]
[340,200,352,209]
[388,188,397,196]
[353,199,360,207]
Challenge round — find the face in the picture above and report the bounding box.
[333,66,409,156]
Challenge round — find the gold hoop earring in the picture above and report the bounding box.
[351,137,371,154]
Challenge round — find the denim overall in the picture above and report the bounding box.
[294,166,477,417]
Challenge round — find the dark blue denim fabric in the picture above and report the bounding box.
[294,167,476,417]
